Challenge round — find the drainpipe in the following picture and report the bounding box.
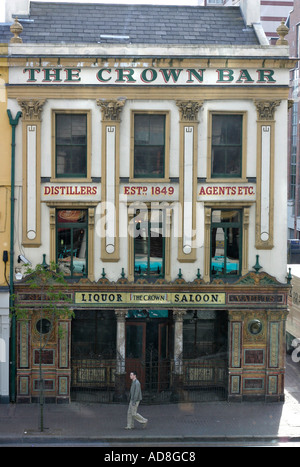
[7,109,22,403]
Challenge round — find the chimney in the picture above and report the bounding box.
[5,0,30,22]
[239,0,260,26]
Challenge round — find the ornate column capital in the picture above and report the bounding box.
[176,100,203,122]
[17,98,46,121]
[115,309,127,321]
[228,310,245,321]
[254,100,281,121]
[97,98,126,121]
[173,309,186,322]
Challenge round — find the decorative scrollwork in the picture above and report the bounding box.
[254,100,281,121]
[17,98,46,121]
[97,98,126,121]
[176,100,203,122]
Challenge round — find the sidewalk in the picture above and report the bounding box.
[0,355,299,445]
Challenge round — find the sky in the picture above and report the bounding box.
[0,0,202,23]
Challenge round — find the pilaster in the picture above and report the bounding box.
[97,98,126,261]
[176,100,202,262]
[17,98,46,247]
[254,99,280,249]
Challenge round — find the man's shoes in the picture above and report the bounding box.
[142,420,148,429]
[125,426,133,429]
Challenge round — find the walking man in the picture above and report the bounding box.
[125,371,148,429]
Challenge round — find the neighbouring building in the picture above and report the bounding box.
[287,2,300,245]
[0,42,12,404]
[287,265,300,355]
[0,0,294,403]
[224,1,294,44]
[259,0,294,43]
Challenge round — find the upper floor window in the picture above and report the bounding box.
[210,209,242,278]
[133,113,166,179]
[211,114,243,178]
[56,113,87,178]
[56,209,88,278]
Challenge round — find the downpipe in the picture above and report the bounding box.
[7,109,22,403]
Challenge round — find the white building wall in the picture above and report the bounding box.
[9,84,289,284]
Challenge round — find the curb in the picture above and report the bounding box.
[1,435,300,445]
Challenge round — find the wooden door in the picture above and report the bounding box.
[125,322,146,389]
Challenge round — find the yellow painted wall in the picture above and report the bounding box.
[0,47,11,287]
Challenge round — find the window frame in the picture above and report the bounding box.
[207,111,247,181]
[72,310,116,359]
[51,109,92,182]
[133,209,166,281]
[210,209,243,279]
[130,110,170,182]
[56,208,88,279]
[128,203,172,282]
[206,0,223,4]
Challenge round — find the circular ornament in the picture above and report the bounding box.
[248,319,262,335]
[36,318,52,335]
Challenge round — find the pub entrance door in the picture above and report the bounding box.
[125,311,171,396]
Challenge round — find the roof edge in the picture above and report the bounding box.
[7,43,290,59]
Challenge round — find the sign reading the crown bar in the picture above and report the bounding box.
[75,292,226,305]
[9,67,286,86]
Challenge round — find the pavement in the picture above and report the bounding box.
[0,354,300,446]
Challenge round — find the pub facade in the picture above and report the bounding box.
[1,0,293,402]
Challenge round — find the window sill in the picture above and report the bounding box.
[50,177,93,183]
[129,177,170,183]
[206,177,248,183]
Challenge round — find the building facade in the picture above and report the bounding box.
[286,266,300,355]
[0,0,293,403]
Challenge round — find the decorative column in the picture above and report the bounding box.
[242,207,250,275]
[204,207,211,282]
[49,208,56,263]
[57,320,71,403]
[17,98,46,247]
[254,100,280,249]
[228,311,243,402]
[87,207,95,282]
[266,310,288,401]
[171,309,186,400]
[176,101,202,262]
[97,98,126,261]
[17,317,31,403]
[114,309,127,401]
